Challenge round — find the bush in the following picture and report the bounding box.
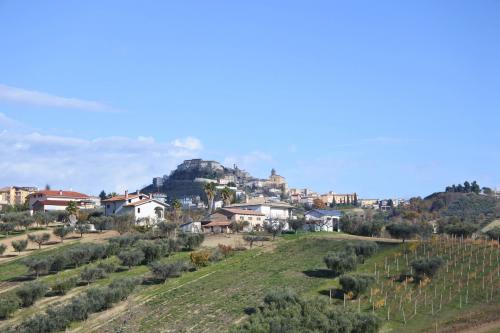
[411,256,444,280]
[97,261,117,273]
[0,243,7,256]
[109,234,144,248]
[190,250,211,267]
[67,246,92,267]
[137,240,163,263]
[11,239,28,253]
[149,261,190,282]
[486,227,500,241]
[16,281,47,307]
[50,254,68,272]
[52,277,78,295]
[324,251,358,276]
[23,257,53,278]
[80,267,107,285]
[230,288,381,333]
[443,223,478,237]
[217,244,233,258]
[386,223,419,242]
[0,294,21,319]
[339,274,376,298]
[345,241,379,263]
[118,249,145,268]
[179,232,204,250]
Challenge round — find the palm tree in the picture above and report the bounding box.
[204,182,217,213]
[65,201,79,217]
[171,199,182,224]
[221,187,234,207]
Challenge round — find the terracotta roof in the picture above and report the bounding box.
[220,208,265,216]
[34,200,86,207]
[203,221,231,227]
[102,193,141,202]
[31,190,89,199]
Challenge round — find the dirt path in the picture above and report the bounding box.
[0,229,119,263]
[458,319,500,333]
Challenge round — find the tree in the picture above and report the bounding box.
[0,222,16,235]
[65,201,79,217]
[443,223,477,237]
[90,216,112,233]
[411,256,444,280]
[75,223,91,238]
[386,223,419,242]
[313,198,326,209]
[230,220,249,233]
[464,181,471,193]
[27,233,51,249]
[149,261,189,282]
[471,181,480,194]
[486,227,500,241]
[204,182,217,213]
[0,243,6,256]
[23,257,52,278]
[288,218,305,233]
[18,216,34,231]
[112,214,135,234]
[220,187,234,207]
[33,212,52,227]
[80,267,107,285]
[482,187,493,196]
[171,199,182,224]
[0,294,21,319]
[51,277,78,295]
[99,190,107,201]
[53,226,74,243]
[157,221,177,238]
[339,274,375,298]
[16,281,47,307]
[118,249,145,268]
[324,251,357,276]
[12,239,28,253]
[264,220,286,240]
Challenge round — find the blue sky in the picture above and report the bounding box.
[0,1,499,198]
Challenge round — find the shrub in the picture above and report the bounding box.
[11,239,28,253]
[339,274,376,298]
[149,261,190,282]
[137,240,163,263]
[0,243,6,256]
[486,227,500,241]
[118,249,145,268]
[50,254,68,272]
[0,294,21,319]
[443,223,478,237]
[68,246,92,267]
[217,244,233,258]
[23,257,53,278]
[324,251,358,276]
[345,241,379,263]
[109,234,144,248]
[411,256,444,280]
[52,277,78,295]
[80,267,107,285]
[179,232,204,250]
[97,261,117,273]
[16,281,47,307]
[190,250,211,267]
[386,223,419,242]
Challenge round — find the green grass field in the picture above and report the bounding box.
[0,233,498,333]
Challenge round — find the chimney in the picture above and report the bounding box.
[125,190,129,200]
[59,190,63,196]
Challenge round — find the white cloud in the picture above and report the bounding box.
[171,136,203,150]
[0,84,117,112]
[0,112,24,128]
[0,131,203,194]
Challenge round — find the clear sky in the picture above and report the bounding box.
[1,1,499,198]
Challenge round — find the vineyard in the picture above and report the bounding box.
[340,236,500,332]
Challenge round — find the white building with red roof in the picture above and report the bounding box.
[28,190,94,213]
[102,191,169,224]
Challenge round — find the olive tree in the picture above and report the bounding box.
[53,226,74,243]
[118,249,145,269]
[11,239,28,253]
[27,233,51,249]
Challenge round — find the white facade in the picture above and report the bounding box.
[180,221,202,233]
[304,210,342,232]
[103,192,169,223]
[227,201,293,221]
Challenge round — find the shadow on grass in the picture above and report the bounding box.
[303,269,335,279]
[318,288,344,299]
[7,275,36,282]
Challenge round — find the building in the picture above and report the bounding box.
[180,221,202,233]
[0,186,38,209]
[216,208,266,231]
[359,199,379,209]
[227,198,294,221]
[319,192,358,206]
[102,191,169,224]
[201,212,232,233]
[28,190,93,213]
[304,209,342,232]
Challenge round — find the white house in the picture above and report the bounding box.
[227,199,293,220]
[102,191,169,224]
[180,221,202,233]
[27,190,94,213]
[304,209,342,232]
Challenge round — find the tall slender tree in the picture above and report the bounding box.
[220,187,234,207]
[204,182,217,213]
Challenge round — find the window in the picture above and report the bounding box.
[137,208,141,213]
[257,217,261,221]
[248,217,253,220]
[128,199,132,203]
[240,216,244,220]
[106,204,110,208]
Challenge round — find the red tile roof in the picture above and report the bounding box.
[31,190,89,199]
[34,200,86,207]
[220,208,265,216]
